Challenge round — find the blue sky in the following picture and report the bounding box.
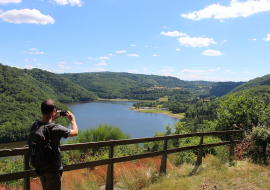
[0,0,270,81]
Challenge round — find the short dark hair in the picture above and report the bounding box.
[41,99,56,115]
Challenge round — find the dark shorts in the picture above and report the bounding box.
[40,170,63,190]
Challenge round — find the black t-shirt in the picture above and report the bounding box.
[32,121,70,172]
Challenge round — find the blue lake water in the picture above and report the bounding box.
[64,101,179,139]
[1,101,179,149]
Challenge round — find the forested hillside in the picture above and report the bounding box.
[0,64,71,143]
[209,81,245,97]
[61,72,197,99]
[20,68,98,103]
[61,72,245,98]
[229,74,270,95]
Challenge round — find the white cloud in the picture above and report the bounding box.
[143,68,147,71]
[179,69,208,74]
[152,54,160,56]
[126,70,138,73]
[36,63,41,65]
[29,48,38,51]
[224,70,235,74]
[0,0,21,4]
[264,34,270,41]
[53,0,84,7]
[202,49,222,56]
[99,56,110,60]
[126,54,139,57]
[178,36,216,47]
[73,62,82,64]
[115,50,126,53]
[100,60,105,63]
[58,64,70,69]
[244,71,249,73]
[89,67,106,72]
[131,45,136,46]
[208,68,221,72]
[158,67,175,76]
[253,38,257,41]
[96,62,107,66]
[25,65,34,69]
[176,48,181,51]
[24,59,28,61]
[160,31,188,37]
[108,54,115,56]
[29,51,45,54]
[88,57,92,59]
[222,40,227,43]
[145,45,147,47]
[0,9,55,24]
[181,0,270,20]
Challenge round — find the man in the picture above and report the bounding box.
[31,99,78,190]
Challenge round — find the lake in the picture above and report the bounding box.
[64,100,179,139]
[1,101,179,149]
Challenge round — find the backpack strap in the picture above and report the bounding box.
[44,123,58,145]
[30,121,39,132]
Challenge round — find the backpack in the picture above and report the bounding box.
[28,121,57,175]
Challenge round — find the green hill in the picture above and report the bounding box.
[209,82,245,97]
[228,74,270,95]
[60,72,206,98]
[0,64,71,143]
[21,68,98,103]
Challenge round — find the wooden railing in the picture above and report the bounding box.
[0,130,243,190]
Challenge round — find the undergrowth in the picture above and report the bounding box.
[1,124,269,189]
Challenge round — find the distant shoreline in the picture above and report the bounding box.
[129,107,184,120]
[98,98,152,102]
[97,99,184,120]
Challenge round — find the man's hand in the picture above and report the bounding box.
[52,110,62,121]
[66,111,75,123]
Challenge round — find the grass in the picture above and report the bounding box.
[158,97,168,102]
[10,155,270,190]
[134,109,185,119]
[98,98,152,102]
[145,155,270,190]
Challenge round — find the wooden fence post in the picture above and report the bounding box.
[106,145,114,190]
[160,138,167,174]
[229,133,235,166]
[24,155,30,190]
[263,142,267,165]
[196,135,204,167]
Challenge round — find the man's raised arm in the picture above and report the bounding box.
[66,111,78,137]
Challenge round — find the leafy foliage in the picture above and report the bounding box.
[0,64,73,143]
[61,72,226,98]
[229,74,270,94]
[215,91,270,132]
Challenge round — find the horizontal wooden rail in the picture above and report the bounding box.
[0,130,244,190]
[0,130,243,157]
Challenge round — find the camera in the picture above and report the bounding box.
[60,112,67,116]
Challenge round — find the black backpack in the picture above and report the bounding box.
[28,121,57,175]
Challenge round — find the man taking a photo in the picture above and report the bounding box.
[29,99,78,190]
